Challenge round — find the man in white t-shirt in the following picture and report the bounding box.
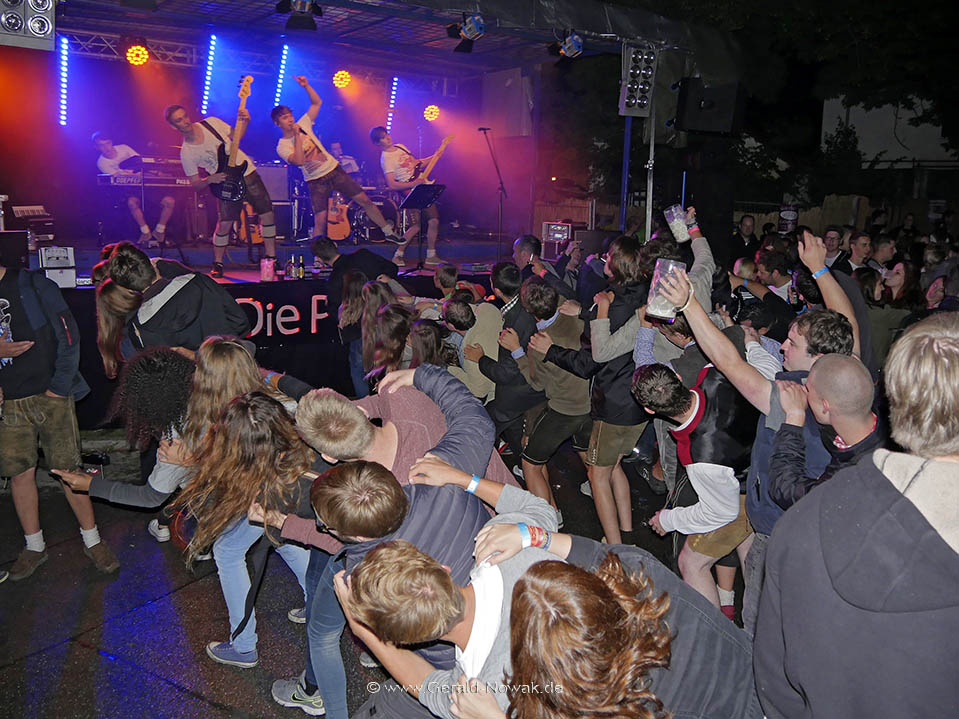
[164,104,277,278]
[93,132,176,247]
[370,126,444,267]
[273,76,401,245]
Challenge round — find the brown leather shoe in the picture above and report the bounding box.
[9,548,48,581]
[84,542,120,574]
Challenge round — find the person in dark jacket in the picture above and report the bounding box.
[755,313,959,718]
[768,353,886,510]
[107,242,250,354]
[535,236,648,545]
[311,236,397,312]
[0,263,119,580]
[475,262,545,457]
[656,232,860,637]
[512,234,575,300]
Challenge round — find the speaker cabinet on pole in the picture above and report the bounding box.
[675,78,745,135]
[0,230,29,269]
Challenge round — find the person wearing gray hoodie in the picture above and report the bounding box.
[755,312,959,718]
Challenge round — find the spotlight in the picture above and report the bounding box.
[560,31,583,58]
[447,13,484,53]
[124,37,150,66]
[423,104,439,122]
[276,0,322,31]
[332,70,351,88]
[618,46,656,117]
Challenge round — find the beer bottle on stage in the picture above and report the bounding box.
[284,255,295,279]
[297,255,305,279]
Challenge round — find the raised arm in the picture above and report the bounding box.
[294,76,322,120]
[659,268,773,415]
[799,231,860,357]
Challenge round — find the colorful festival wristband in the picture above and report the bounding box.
[812,266,829,279]
[517,523,532,549]
[465,475,481,494]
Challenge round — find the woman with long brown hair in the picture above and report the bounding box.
[359,279,399,373]
[95,278,142,379]
[171,338,311,669]
[338,269,370,398]
[363,302,413,382]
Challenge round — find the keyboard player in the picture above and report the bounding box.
[94,131,175,246]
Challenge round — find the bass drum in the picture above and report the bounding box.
[348,193,398,243]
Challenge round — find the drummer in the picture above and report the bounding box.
[272,76,401,242]
[329,141,361,180]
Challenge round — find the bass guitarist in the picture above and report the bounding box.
[370,125,444,267]
[164,104,277,278]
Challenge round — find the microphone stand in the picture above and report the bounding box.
[479,128,507,263]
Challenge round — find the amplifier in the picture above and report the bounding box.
[257,164,291,203]
[0,230,28,270]
[39,246,76,288]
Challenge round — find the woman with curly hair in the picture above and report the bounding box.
[341,455,761,719]
[175,390,314,668]
[95,278,142,379]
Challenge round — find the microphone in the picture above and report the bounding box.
[477,127,491,131]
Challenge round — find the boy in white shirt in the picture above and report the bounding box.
[93,132,176,247]
[164,105,277,278]
[370,126,444,267]
[273,77,401,244]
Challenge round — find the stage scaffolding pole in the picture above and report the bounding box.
[618,116,632,232]
[644,93,655,243]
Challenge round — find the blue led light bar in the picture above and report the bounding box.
[386,76,398,132]
[201,34,216,114]
[274,44,289,106]
[58,36,68,126]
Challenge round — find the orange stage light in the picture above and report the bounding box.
[333,70,351,88]
[423,104,440,122]
[126,44,149,66]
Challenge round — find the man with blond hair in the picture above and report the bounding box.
[755,313,959,718]
[334,463,560,719]
[261,364,517,718]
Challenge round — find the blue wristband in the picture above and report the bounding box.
[264,371,278,386]
[812,266,829,279]
[465,475,480,494]
[517,522,532,548]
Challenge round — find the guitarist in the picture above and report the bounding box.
[370,125,444,267]
[273,77,402,244]
[164,104,277,278]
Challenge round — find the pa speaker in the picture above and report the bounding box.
[675,78,745,136]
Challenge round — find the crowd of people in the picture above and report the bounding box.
[1,205,957,719]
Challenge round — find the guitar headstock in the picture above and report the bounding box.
[237,75,254,102]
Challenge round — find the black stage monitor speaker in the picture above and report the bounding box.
[574,229,620,256]
[0,230,29,269]
[675,78,745,136]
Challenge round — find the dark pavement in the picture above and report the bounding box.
[0,443,669,718]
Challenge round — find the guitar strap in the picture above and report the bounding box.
[200,120,227,147]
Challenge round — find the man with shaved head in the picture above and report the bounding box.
[767,353,886,510]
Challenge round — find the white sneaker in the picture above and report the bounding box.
[147,519,171,543]
[392,251,406,266]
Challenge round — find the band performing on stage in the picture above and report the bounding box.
[93,75,453,276]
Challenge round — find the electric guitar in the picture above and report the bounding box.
[410,134,455,183]
[209,75,253,202]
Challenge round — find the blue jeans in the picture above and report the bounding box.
[348,339,369,399]
[212,517,310,653]
[307,555,349,719]
[303,548,332,687]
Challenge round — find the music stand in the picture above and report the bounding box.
[398,183,445,272]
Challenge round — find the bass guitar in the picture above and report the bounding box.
[410,134,454,183]
[209,75,253,202]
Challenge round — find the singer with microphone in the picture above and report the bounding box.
[273,77,402,243]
